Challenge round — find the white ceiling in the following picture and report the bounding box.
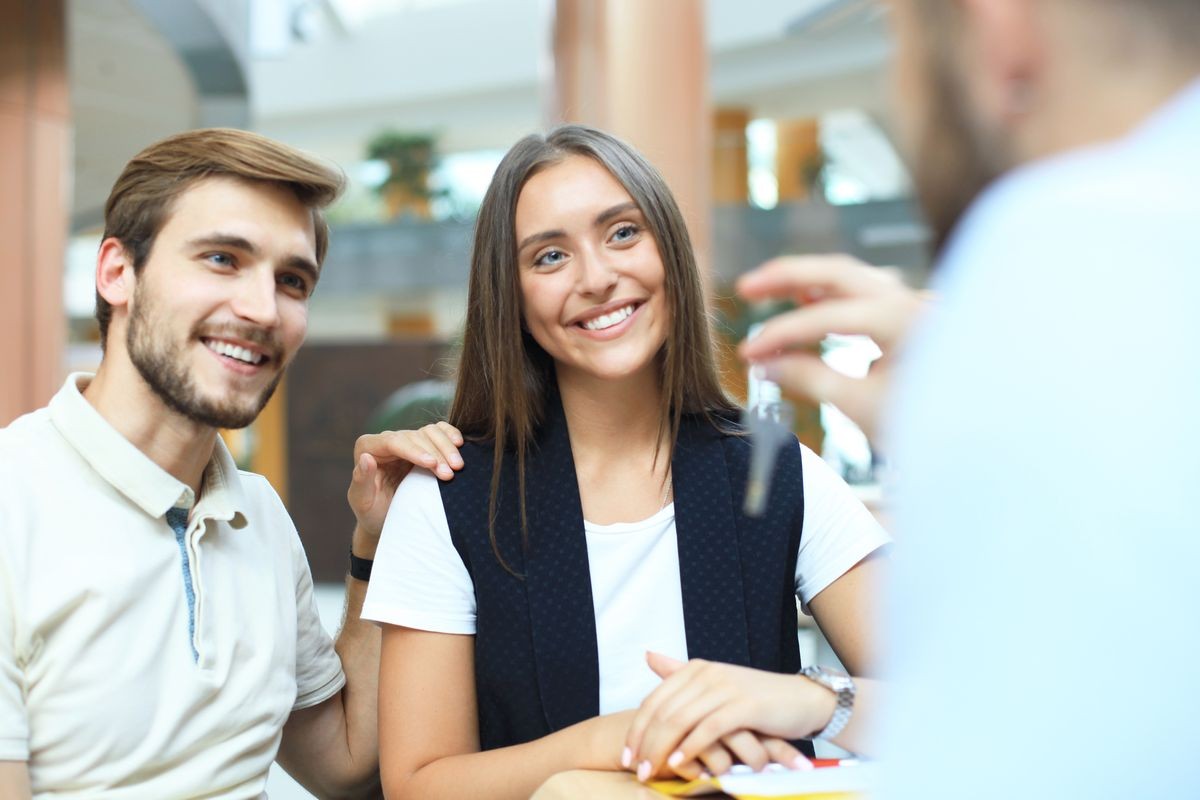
[69,0,200,230]
[68,0,895,229]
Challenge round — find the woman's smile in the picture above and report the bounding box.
[515,155,669,382]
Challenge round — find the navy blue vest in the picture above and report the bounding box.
[438,397,808,752]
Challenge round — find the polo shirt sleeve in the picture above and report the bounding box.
[0,516,30,761]
[794,444,891,613]
[289,523,346,711]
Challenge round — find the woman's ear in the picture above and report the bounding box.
[95,237,135,310]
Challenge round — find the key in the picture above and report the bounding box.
[744,324,795,517]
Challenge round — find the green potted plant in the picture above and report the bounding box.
[366,130,440,219]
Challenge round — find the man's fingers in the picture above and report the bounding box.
[754,351,858,408]
[755,354,885,442]
[355,431,437,467]
[419,425,464,474]
[354,452,374,478]
[435,420,464,446]
[737,255,898,304]
[739,298,903,361]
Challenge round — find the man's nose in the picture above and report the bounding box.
[230,268,280,328]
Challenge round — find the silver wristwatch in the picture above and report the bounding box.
[800,665,856,741]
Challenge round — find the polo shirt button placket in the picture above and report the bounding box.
[188,518,208,668]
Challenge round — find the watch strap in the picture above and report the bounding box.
[349,552,374,581]
[801,665,855,741]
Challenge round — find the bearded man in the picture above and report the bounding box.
[625,1,1200,796]
[0,129,382,798]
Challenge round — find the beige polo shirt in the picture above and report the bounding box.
[0,374,345,798]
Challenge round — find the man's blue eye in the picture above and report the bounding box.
[279,274,308,292]
[207,253,233,267]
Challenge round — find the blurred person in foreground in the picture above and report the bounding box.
[0,130,382,798]
[626,0,1200,795]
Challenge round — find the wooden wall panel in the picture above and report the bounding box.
[286,341,452,582]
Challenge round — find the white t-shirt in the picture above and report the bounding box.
[0,375,345,798]
[363,443,888,715]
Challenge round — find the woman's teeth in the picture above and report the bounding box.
[581,304,635,331]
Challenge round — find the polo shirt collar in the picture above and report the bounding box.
[49,373,248,527]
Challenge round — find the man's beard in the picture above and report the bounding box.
[126,283,284,430]
[909,48,1010,257]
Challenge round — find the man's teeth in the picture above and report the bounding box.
[581,305,635,331]
[205,340,264,365]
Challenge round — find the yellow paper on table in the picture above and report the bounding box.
[647,762,879,800]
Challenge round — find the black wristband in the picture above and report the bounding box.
[349,552,373,581]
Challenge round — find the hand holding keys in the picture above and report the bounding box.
[744,324,796,517]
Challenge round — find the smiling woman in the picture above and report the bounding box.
[360,125,890,800]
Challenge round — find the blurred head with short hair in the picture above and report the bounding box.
[886,0,1200,251]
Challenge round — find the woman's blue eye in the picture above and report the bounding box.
[613,224,639,242]
[535,249,566,267]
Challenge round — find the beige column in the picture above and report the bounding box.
[552,0,712,285]
[775,118,822,201]
[712,107,750,205]
[0,0,69,424]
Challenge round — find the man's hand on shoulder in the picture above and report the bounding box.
[347,421,466,542]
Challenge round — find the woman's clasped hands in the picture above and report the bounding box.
[620,651,838,783]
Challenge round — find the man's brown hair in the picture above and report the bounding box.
[96,128,344,345]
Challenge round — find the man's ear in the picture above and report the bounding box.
[96,237,135,311]
[957,0,1045,124]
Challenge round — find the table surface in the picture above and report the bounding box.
[531,770,687,800]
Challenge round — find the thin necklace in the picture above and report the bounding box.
[659,469,673,510]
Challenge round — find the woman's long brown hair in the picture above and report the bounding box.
[449,124,736,573]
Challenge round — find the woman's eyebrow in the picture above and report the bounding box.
[517,201,641,253]
[594,201,640,227]
[517,228,565,253]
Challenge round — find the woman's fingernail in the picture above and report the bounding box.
[621,747,632,769]
[637,760,652,782]
[699,770,712,780]
[793,755,814,771]
[438,464,452,478]
[668,751,684,768]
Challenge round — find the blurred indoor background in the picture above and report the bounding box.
[2,2,928,794]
